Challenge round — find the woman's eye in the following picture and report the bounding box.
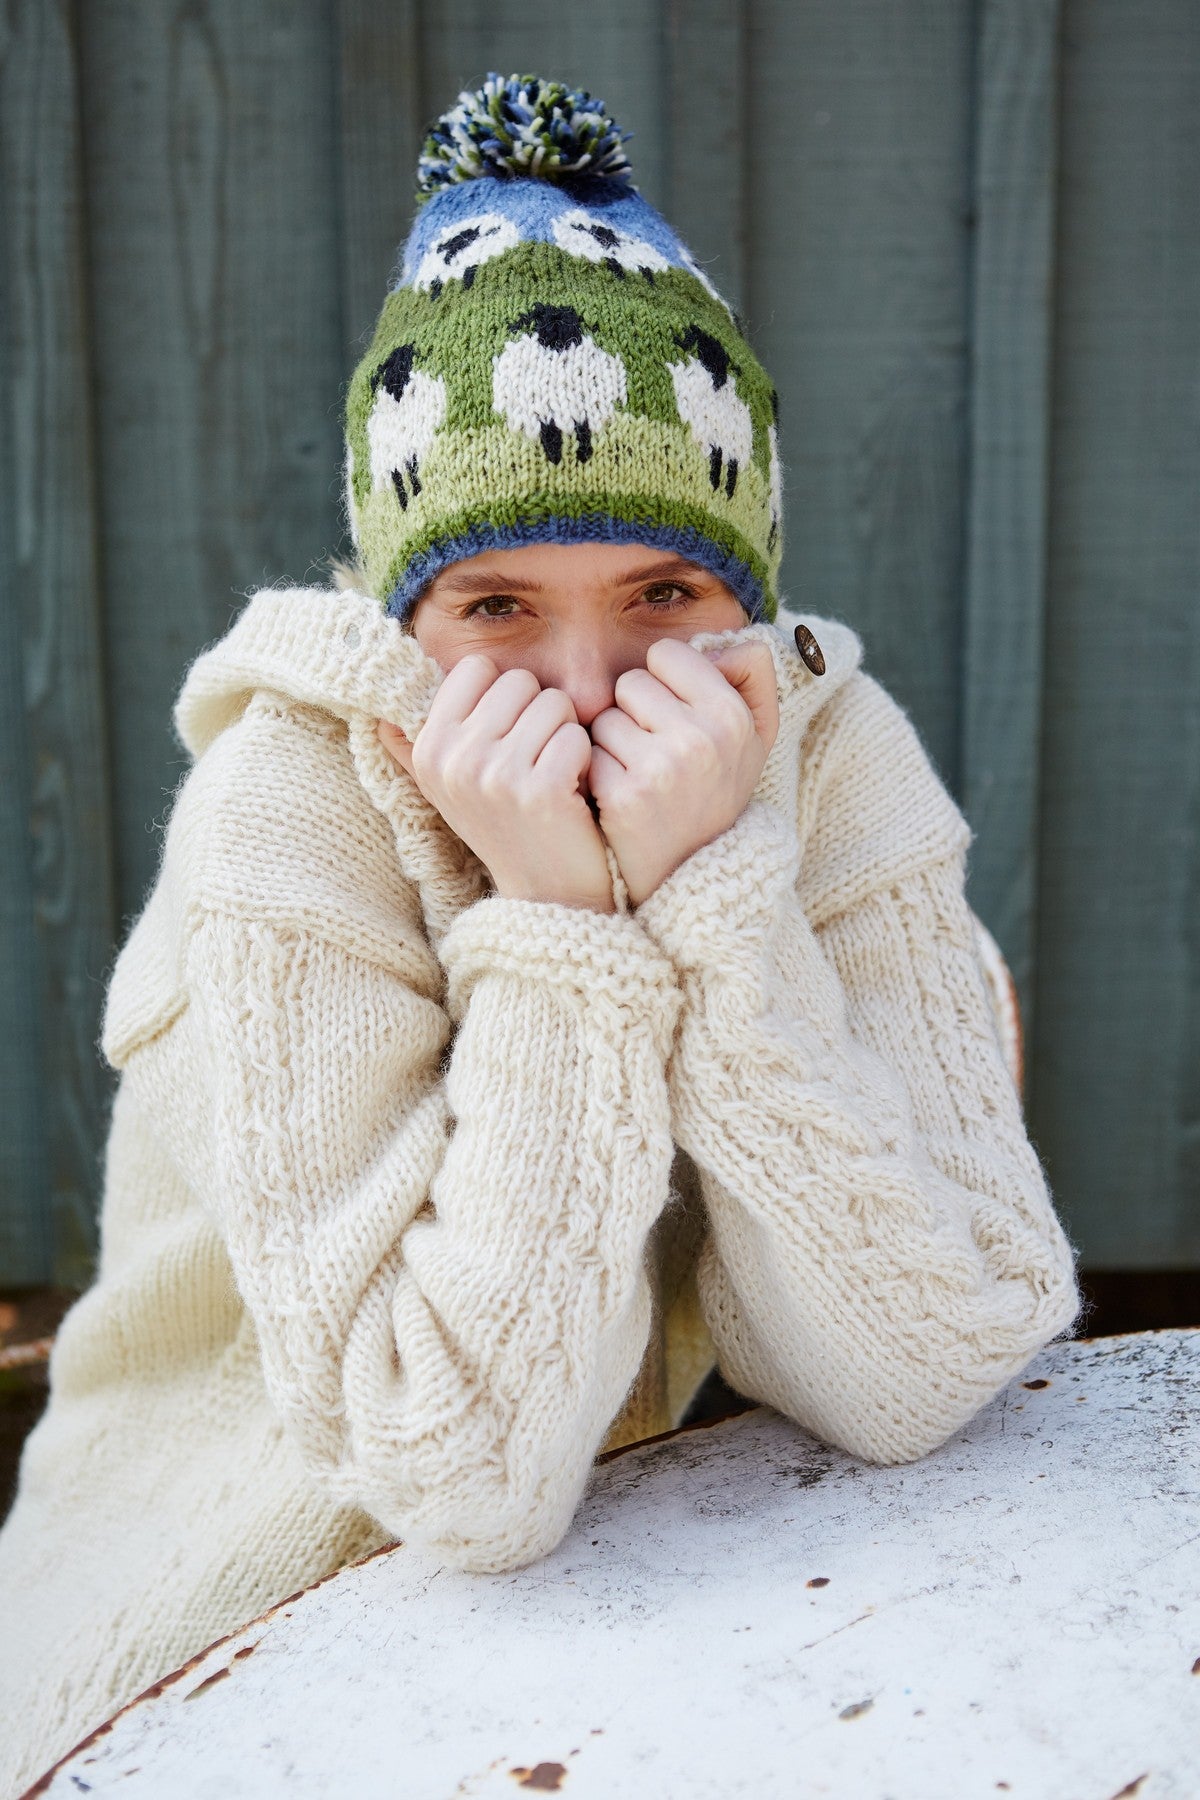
[640,582,694,609]
[467,594,522,618]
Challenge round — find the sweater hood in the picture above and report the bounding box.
[173,582,864,775]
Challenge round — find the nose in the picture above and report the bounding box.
[533,637,619,729]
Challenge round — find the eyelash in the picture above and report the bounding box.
[462,582,700,620]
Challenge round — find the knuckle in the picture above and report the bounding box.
[497,666,540,701]
[558,720,588,755]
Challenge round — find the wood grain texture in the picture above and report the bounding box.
[76,0,346,927]
[1031,0,1200,1264]
[335,0,423,386]
[0,0,116,1286]
[745,0,974,787]
[0,393,50,1282]
[664,0,747,316]
[959,0,1060,1030]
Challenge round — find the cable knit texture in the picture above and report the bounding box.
[0,584,1082,1796]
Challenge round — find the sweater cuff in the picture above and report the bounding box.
[438,894,681,1040]
[634,801,800,972]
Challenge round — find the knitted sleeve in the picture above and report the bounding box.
[634,798,1083,1467]
[170,895,679,1572]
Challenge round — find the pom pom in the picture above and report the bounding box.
[416,72,635,201]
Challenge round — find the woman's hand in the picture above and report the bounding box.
[588,638,779,906]
[377,653,616,912]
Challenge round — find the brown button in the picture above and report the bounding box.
[794,622,826,675]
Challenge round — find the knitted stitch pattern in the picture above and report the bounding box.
[343,77,783,623]
[0,588,1082,1796]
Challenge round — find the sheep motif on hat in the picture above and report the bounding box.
[667,324,754,500]
[551,208,670,281]
[492,303,627,465]
[412,212,521,299]
[366,344,447,510]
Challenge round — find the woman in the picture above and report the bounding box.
[0,74,1082,1795]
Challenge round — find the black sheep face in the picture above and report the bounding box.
[492,307,629,467]
[371,343,417,402]
[509,303,587,352]
[673,325,740,391]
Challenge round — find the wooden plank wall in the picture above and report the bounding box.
[0,0,1196,1284]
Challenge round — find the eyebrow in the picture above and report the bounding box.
[435,555,710,595]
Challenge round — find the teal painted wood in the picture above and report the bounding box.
[0,362,51,1285]
[1030,0,1200,1266]
[0,0,116,1287]
[335,1,423,372]
[664,0,748,317]
[959,0,1061,1037]
[76,0,347,931]
[746,0,975,788]
[0,1,1196,1281]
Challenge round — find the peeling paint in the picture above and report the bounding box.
[183,1667,231,1701]
[510,1763,568,1791]
[838,1698,875,1721]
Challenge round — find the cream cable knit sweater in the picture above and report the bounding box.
[0,586,1081,1795]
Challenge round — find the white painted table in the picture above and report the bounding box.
[34,1331,1200,1799]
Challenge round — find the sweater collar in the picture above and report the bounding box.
[174,582,863,781]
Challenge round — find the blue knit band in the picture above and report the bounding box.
[384,515,767,626]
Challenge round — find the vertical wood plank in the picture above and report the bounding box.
[0,375,50,1283]
[0,0,117,1285]
[745,0,976,786]
[959,0,1061,1029]
[1032,0,1200,1265]
[663,0,748,317]
[335,0,423,379]
[77,0,346,925]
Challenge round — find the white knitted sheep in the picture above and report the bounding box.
[492,304,627,464]
[551,208,670,280]
[667,324,754,499]
[412,212,521,298]
[366,344,448,510]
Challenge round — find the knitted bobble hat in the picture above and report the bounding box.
[343,72,784,624]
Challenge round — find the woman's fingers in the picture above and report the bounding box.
[619,637,771,737]
[459,664,542,739]
[586,742,626,806]
[414,659,540,786]
[588,704,648,770]
[377,719,415,776]
[642,636,734,707]
[705,642,780,752]
[427,652,503,726]
[611,662,690,732]
[503,685,579,766]
[535,718,592,789]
